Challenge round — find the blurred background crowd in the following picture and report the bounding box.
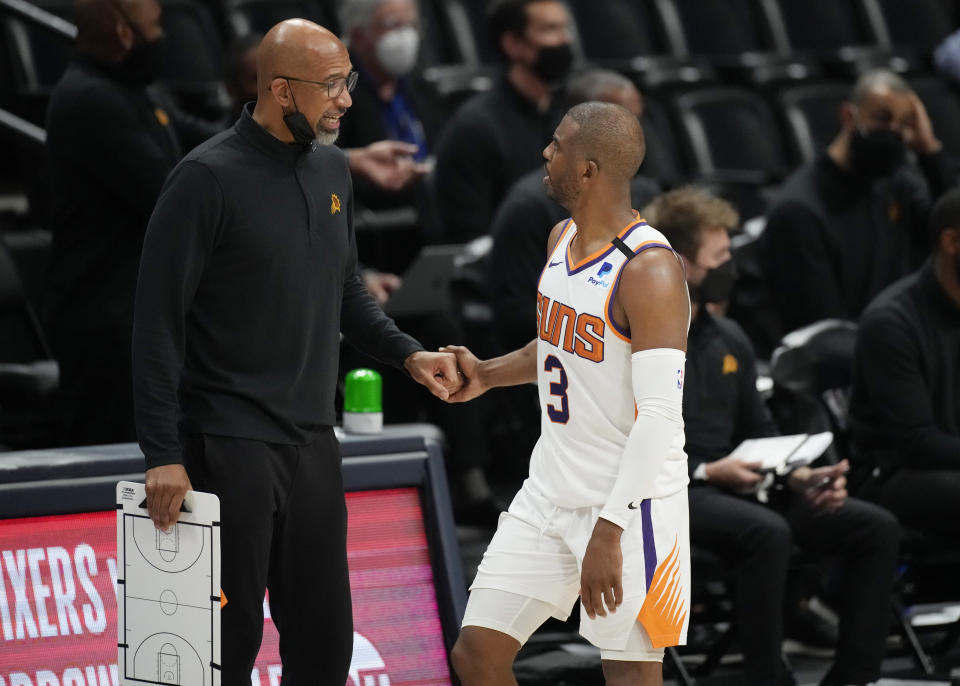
[1,0,960,683]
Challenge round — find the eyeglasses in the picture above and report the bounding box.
[279,71,359,98]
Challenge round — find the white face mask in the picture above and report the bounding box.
[374,26,420,78]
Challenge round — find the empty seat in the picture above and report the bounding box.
[0,234,59,449]
[777,81,850,163]
[668,0,815,84]
[224,0,337,40]
[568,0,711,88]
[774,0,900,76]
[876,0,955,60]
[639,95,688,187]
[568,0,669,62]
[0,0,74,124]
[672,86,793,218]
[673,86,792,183]
[159,0,227,116]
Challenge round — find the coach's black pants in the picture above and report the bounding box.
[184,430,352,685]
[689,485,899,686]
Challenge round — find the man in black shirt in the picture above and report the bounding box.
[761,69,955,336]
[44,0,216,445]
[851,187,960,540]
[489,69,660,352]
[646,188,899,686]
[433,0,573,242]
[134,20,460,682]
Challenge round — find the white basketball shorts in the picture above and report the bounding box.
[462,481,690,661]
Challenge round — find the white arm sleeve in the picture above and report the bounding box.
[598,348,687,531]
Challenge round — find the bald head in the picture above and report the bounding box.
[565,101,645,181]
[257,19,345,95]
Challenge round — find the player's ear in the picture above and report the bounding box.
[583,159,598,180]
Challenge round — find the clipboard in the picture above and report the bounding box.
[116,481,222,686]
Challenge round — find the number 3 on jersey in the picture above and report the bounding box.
[544,355,569,423]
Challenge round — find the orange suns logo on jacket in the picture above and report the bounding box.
[331,193,341,214]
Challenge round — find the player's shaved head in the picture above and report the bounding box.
[565,101,645,181]
[257,19,344,95]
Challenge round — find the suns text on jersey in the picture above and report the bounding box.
[537,292,605,363]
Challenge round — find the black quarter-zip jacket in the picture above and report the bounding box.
[133,107,423,470]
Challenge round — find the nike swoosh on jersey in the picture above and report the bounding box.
[628,501,639,509]
[549,260,562,267]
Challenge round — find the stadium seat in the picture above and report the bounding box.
[672,86,791,216]
[638,94,688,187]
[159,0,229,117]
[0,234,59,449]
[566,0,709,88]
[773,0,905,77]
[876,0,956,63]
[777,81,850,163]
[0,0,74,124]
[223,0,337,40]
[667,0,816,85]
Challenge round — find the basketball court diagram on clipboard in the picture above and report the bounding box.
[116,481,222,686]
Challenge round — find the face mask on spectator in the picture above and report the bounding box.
[693,258,738,304]
[375,27,420,78]
[850,126,906,179]
[123,33,165,84]
[531,42,574,83]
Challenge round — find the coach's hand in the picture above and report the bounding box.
[145,464,192,532]
[580,518,624,620]
[405,350,461,401]
[438,345,489,402]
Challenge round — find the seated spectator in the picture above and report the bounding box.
[850,187,960,540]
[338,0,447,212]
[433,0,573,242]
[44,0,217,445]
[760,69,955,335]
[646,187,900,686]
[489,69,660,352]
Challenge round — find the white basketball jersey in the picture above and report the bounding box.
[527,216,689,510]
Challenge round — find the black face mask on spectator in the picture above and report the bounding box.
[122,31,165,85]
[693,259,738,304]
[849,127,906,179]
[282,83,318,150]
[532,43,574,83]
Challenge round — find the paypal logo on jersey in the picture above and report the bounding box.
[587,261,613,288]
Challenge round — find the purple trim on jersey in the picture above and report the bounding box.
[606,242,675,340]
[565,221,649,276]
[640,498,657,592]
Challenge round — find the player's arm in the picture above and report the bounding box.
[581,248,688,620]
[441,220,569,402]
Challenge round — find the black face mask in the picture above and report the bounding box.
[694,259,738,304]
[849,128,906,179]
[532,42,574,83]
[282,82,318,150]
[122,34,165,85]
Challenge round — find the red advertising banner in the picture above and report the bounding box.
[0,488,451,686]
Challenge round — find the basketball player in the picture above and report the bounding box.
[442,101,690,685]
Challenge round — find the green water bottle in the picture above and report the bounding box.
[343,368,383,434]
